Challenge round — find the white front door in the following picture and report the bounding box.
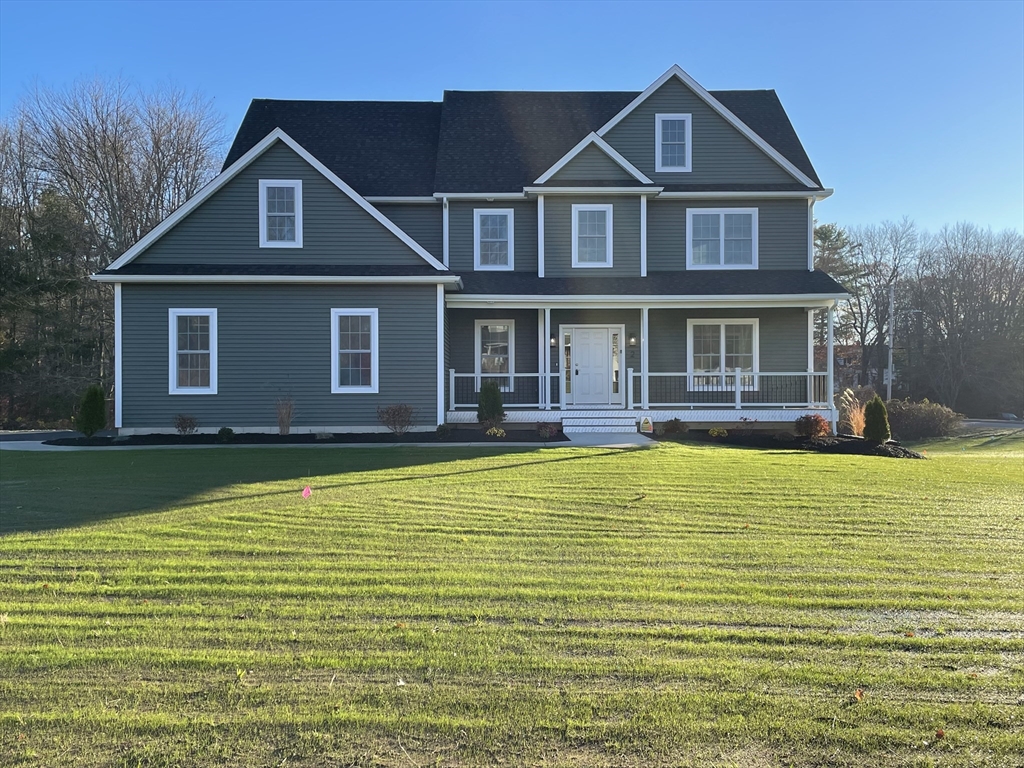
[573,328,610,404]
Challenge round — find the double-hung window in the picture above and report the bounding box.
[655,113,692,172]
[687,318,759,390]
[169,309,217,394]
[686,208,758,269]
[259,179,303,247]
[571,204,613,268]
[475,319,514,391]
[474,209,514,270]
[331,309,378,393]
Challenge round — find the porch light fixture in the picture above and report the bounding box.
[628,335,637,347]
[550,336,557,347]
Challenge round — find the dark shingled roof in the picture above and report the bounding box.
[223,87,821,196]
[456,270,848,297]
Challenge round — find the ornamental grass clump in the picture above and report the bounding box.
[75,385,106,437]
[839,388,866,436]
[863,395,892,444]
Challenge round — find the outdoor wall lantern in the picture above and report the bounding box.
[550,336,557,346]
[628,335,638,347]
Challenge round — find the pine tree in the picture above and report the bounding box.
[863,395,892,443]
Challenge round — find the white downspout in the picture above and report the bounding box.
[442,197,450,268]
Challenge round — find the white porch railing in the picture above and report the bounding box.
[449,369,830,410]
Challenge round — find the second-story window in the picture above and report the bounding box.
[571,204,613,268]
[655,113,692,172]
[686,208,758,269]
[474,209,514,270]
[259,179,303,248]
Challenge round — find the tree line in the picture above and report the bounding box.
[1,78,1021,426]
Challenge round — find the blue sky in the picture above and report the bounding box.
[1,0,1022,233]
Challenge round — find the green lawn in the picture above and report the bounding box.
[1,435,1022,767]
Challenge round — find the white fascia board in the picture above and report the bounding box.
[432,192,526,200]
[658,189,833,200]
[107,128,447,272]
[533,132,653,184]
[446,294,848,309]
[523,186,664,196]
[91,273,463,286]
[595,65,820,189]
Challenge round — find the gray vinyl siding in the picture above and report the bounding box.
[448,200,538,273]
[647,308,808,372]
[121,284,439,429]
[134,141,430,266]
[547,144,635,183]
[603,77,798,186]
[374,203,443,258]
[647,198,809,271]
[543,196,640,277]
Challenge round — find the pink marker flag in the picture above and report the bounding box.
[302,485,312,498]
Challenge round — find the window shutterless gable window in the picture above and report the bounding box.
[571,204,613,268]
[655,113,692,172]
[331,309,378,394]
[686,208,758,269]
[259,179,303,248]
[475,319,515,391]
[168,309,217,394]
[686,318,759,390]
[473,208,515,270]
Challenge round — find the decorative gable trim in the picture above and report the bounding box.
[533,133,653,185]
[106,128,447,272]
[595,65,819,189]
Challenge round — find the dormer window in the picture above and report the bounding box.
[655,113,692,172]
[259,179,303,247]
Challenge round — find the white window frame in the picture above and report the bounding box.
[473,208,515,271]
[686,208,759,270]
[474,319,515,392]
[168,308,218,395]
[655,113,692,173]
[331,308,379,394]
[571,203,614,269]
[259,179,303,248]
[686,318,760,391]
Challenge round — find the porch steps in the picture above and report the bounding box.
[561,416,639,434]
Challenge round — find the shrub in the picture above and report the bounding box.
[315,431,332,441]
[654,424,666,437]
[886,398,963,440]
[435,423,453,440]
[485,426,506,438]
[276,397,295,436]
[476,381,505,429]
[75,385,106,437]
[863,395,891,443]
[537,423,558,440]
[217,427,234,443]
[839,388,866,436]
[376,404,415,436]
[708,427,728,438]
[773,431,795,443]
[664,418,688,435]
[174,414,199,435]
[794,413,830,439]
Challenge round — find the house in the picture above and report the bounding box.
[93,66,848,435]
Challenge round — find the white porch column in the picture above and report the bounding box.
[827,302,837,432]
[537,308,546,409]
[641,306,650,409]
[437,284,445,426]
[537,195,545,278]
[807,308,815,406]
[543,307,552,409]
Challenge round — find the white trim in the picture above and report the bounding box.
[446,294,848,309]
[543,307,552,409]
[807,199,815,271]
[330,308,379,394]
[685,318,760,390]
[807,308,815,372]
[658,189,833,199]
[640,196,647,277]
[168,308,218,395]
[442,197,450,267]
[437,285,445,426]
[571,203,614,269]
[533,132,653,185]
[107,128,446,272]
[364,196,439,204]
[654,113,692,173]
[114,283,122,428]
[92,274,462,285]
[523,186,663,195]
[258,179,303,248]
[595,65,819,188]
[537,309,546,408]
[433,192,526,200]
[473,208,515,271]
[686,208,759,270]
[537,195,545,278]
[474,319,516,391]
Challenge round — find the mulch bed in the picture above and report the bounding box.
[653,431,925,459]
[45,429,568,447]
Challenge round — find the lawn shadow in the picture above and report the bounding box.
[0,445,630,535]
